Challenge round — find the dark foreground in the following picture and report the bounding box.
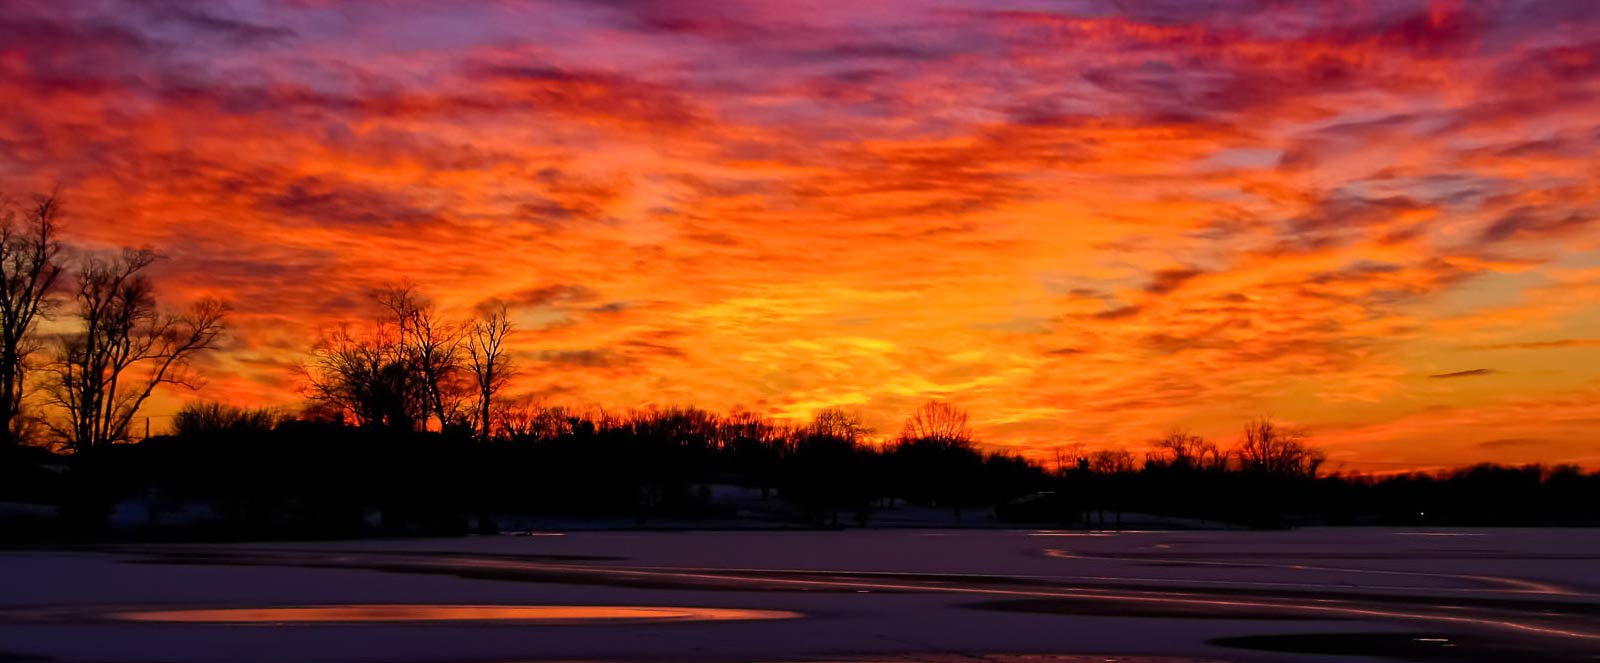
[1,528,1597,663]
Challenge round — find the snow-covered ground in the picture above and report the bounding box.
[1,528,1596,662]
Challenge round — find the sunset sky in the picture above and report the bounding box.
[3,0,1598,470]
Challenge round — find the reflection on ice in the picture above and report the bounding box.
[111,604,801,624]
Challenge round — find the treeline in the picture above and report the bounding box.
[1022,453,1600,530]
[6,398,1597,541]
[28,400,1043,538]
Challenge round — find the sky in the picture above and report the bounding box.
[3,0,1599,470]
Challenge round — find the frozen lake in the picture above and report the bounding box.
[1,528,1596,662]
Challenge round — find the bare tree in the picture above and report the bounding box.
[1088,448,1137,474]
[899,400,972,447]
[465,301,514,441]
[1151,429,1218,469]
[0,194,64,445]
[47,249,227,450]
[806,407,873,443]
[1236,416,1325,477]
[302,322,421,430]
[1053,442,1087,476]
[376,283,464,431]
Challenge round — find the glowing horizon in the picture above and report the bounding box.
[4,0,1599,470]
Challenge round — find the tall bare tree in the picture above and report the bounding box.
[0,194,64,445]
[376,283,463,431]
[47,249,227,450]
[465,301,514,441]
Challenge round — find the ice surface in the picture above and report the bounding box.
[0,528,1595,662]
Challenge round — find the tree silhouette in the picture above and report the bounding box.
[806,406,873,442]
[465,301,514,441]
[376,283,465,431]
[1148,429,1225,470]
[172,401,281,436]
[718,410,787,498]
[893,401,981,516]
[899,400,972,446]
[303,322,422,430]
[46,248,227,449]
[1236,416,1324,478]
[1088,448,1136,474]
[786,408,875,525]
[0,194,64,446]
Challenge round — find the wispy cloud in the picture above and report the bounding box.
[1428,369,1496,379]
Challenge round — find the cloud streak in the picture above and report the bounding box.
[1428,369,1496,379]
